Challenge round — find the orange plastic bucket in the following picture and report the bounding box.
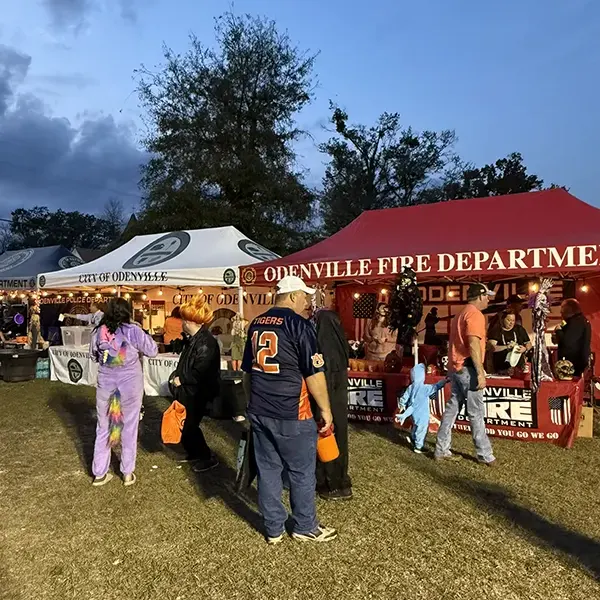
[317,426,340,463]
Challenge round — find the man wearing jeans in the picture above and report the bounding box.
[242,276,337,544]
[434,283,497,466]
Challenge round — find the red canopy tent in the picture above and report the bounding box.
[241,189,600,286]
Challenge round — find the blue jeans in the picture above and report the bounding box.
[249,414,319,538]
[434,366,495,463]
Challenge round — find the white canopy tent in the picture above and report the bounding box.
[37,227,279,291]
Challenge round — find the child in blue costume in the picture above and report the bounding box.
[395,363,448,453]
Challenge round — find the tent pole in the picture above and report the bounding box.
[117,286,121,298]
[238,286,244,316]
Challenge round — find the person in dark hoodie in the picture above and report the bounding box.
[171,295,221,472]
[552,299,591,377]
[314,309,352,501]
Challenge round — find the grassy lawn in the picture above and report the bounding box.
[1,380,600,599]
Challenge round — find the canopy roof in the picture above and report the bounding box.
[39,227,279,290]
[241,189,600,286]
[0,246,83,291]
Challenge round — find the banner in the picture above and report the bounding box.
[349,372,584,448]
[143,354,180,397]
[50,347,98,387]
[244,244,600,285]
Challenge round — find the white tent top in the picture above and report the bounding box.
[37,227,280,290]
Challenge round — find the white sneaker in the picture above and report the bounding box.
[266,533,285,545]
[123,473,137,487]
[92,473,113,487]
[413,448,424,454]
[292,525,338,543]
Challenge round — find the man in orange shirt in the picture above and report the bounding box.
[434,283,496,466]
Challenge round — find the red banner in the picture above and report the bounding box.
[347,372,584,448]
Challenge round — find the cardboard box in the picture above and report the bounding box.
[578,406,594,438]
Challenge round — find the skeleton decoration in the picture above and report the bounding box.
[388,267,423,346]
[529,278,554,392]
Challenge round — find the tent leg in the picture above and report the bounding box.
[238,286,244,316]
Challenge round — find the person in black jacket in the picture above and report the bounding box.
[314,309,352,501]
[172,295,221,472]
[552,299,592,377]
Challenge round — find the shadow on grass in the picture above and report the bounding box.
[185,417,262,535]
[49,387,97,475]
[397,450,600,581]
[138,395,169,454]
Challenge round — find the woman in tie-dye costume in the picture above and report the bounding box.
[89,298,158,487]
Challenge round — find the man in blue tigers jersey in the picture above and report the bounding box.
[242,276,337,544]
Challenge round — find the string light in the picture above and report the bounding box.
[381,289,388,296]
[42,292,48,297]
[20,294,26,299]
[83,292,89,297]
[158,287,163,296]
[581,283,590,293]
[198,288,203,295]
[95,293,101,299]
[447,290,456,298]
[267,292,273,298]
[57,295,62,300]
[353,293,360,300]
[219,294,225,301]
[529,282,539,293]
[111,288,117,294]
[243,291,248,297]
[142,293,147,301]
[124,293,131,300]
[68,292,74,298]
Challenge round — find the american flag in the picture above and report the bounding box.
[352,292,384,341]
[548,395,571,426]
[429,386,447,420]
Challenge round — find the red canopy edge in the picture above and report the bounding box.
[240,190,600,286]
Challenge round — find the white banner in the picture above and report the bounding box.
[143,354,180,397]
[49,346,98,386]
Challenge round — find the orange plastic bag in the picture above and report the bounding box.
[161,401,186,444]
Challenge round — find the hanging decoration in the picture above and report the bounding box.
[529,278,554,392]
[388,267,423,347]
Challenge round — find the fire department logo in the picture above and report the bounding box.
[311,353,325,369]
[242,268,257,285]
[38,275,46,288]
[59,256,84,269]
[67,359,83,383]
[238,239,279,262]
[122,232,191,269]
[0,250,34,273]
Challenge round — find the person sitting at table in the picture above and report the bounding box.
[164,306,183,350]
[552,299,591,377]
[487,310,531,374]
[363,302,396,361]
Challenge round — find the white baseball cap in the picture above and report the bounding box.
[276,275,316,295]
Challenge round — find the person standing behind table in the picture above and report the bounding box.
[171,295,221,472]
[242,275,337,544]
[552,299,591,377]
[364,302,396,361]
[314,308,352,501]
[89,298,158,487]
[424,308,440,346]
[163,306,183,349]
[487,310,532,374]
[64,302,104,327]
[434,283,497,466]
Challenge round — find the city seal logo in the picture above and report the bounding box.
[238,240,279,262]
[223,268,237,285]
[67,359,83,383]
[122,232,191,270]
[242,267,257,285]
[28,278,36,288]
[311,353,325,369]
[38,275,46,288]
[59,256,84,269]
[0,249,34,273]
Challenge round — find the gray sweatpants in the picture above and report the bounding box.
[434,366,495,463]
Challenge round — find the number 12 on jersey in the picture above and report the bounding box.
[251,331,280,374]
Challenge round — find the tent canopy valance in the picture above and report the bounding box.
[0,246,83,291]
[38,227,279,290]
[241,190,600,286]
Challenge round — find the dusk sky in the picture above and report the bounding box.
[1,0,598,220]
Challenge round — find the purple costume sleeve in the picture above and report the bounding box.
[130,325,158,358]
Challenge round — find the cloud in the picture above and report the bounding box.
[0,43,147,218]
[29,72,96,89]
[41,0,138,32]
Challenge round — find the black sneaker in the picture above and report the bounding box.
[192,456,219,473]
[319,488,353,501]
[292,525,338,543]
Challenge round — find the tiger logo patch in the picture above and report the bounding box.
[311,353,325,368]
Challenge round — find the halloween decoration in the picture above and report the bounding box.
[388,267,423,347]
[529,278,554,392]
[555,358,575,381]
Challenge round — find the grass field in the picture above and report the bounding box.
[1,380,600,600]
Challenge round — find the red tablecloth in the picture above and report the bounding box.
[347,371,584,448]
